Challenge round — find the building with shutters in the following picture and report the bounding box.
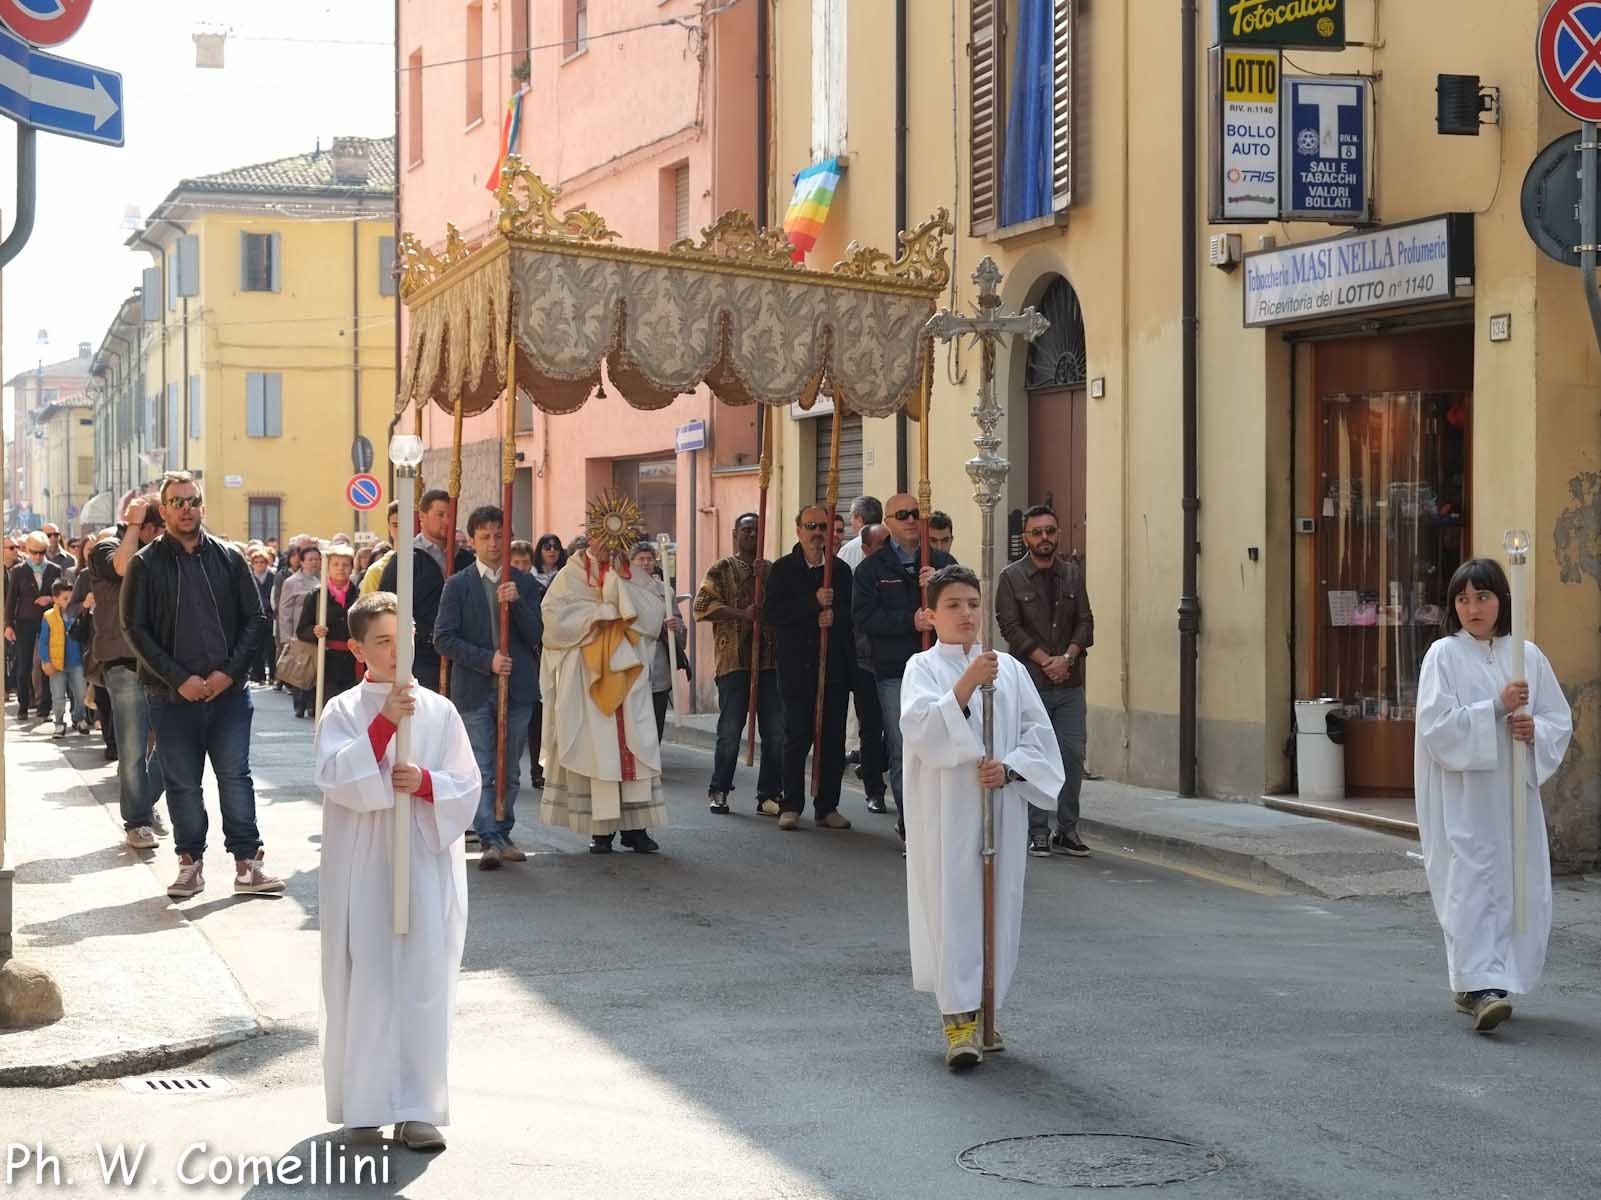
[399,0,761,707]
[86,137,398,544]
[4,344,94,533]
[768,0,1601,867]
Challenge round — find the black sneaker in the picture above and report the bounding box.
[865,795,888,814]
[1028,831,1051,858]
[1051,831,1091,857]
[620,830,659,854]
[708,791,731,815]
[589,835,615,854]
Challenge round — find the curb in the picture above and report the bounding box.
[1074,818,1319,896]
[0,1021,264,1089]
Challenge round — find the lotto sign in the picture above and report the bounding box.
[0,0,93,46]
[1281,75,1368,222]
[1217,48,1280,221]
[1538,0,1601,122]
[346,473,383,512]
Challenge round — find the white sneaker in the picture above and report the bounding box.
[126,826,158,851]
[167,857,205,899]
[233,851,285,895]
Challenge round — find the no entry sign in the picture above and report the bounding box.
[346,473,383,512]
[0,0,94,47]
[1538,0,1601,122]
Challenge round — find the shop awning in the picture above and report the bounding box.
[76,490,116,532]
[399,160,950,421]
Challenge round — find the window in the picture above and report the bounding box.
[673,164,691,242]
[511,0,529,66]
[77,456,93,487]
[246,372,283,438]
[166,383,179,467]
[408,49,424,165]
[565,0,589,56]
[971,0,1075,234]
[175,235,200,299]
[248,499,281,544]
[378,235,398,297]
[188,374,203,441]
[239,232,281,292]
[465,3,484,125]
[810,0,847,159]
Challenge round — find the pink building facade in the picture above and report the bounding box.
[399,0,762,708]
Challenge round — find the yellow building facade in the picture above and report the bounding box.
[115,137,397,544]
[769,0,1601,867]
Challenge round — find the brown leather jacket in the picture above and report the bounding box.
[994,554,1094,693]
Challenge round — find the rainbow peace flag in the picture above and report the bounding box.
[783,157,842,263]
[486,88,529,193]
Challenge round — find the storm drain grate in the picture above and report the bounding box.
[958,1134,1224,1189]
[118,1074,232,1095]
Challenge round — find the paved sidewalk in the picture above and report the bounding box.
[0,715,261,1086]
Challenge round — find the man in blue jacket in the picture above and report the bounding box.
[433,504,544,871]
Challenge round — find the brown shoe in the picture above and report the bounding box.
[1470,991,1513,1033]
[777,811,800,831]
[478,846,503,871]
[498,841,527,863]
[233,851,285,895]
[167,855,205,900]
[757,798,782,818]
[396,1121,446,1151]
[815,811,853,830]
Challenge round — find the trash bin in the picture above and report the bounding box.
[1294,699,1345,802]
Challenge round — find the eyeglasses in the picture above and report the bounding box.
[800,521,829,532]
[165,496,203,511]
[889,508,920,522]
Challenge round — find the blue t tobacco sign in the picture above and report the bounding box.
[1215,0,1346,50]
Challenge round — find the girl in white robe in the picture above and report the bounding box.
[900,567,1065,1069]
[315,597,481,1147]
[1414,556,1572,1033]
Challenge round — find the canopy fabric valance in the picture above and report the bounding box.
[399,160,951,421]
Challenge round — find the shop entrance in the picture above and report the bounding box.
[1025,276,1088,561]
[1293,323,1473,812]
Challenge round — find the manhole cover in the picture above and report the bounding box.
[118,1074,232,1095]
[958,1134,1224,1188]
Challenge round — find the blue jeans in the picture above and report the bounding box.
[149,683,261,861]
[462,700,533,846]
[876,675,906,811]
[105,664,164,830]
[47,664,85,726]
[710,670,784,798]
[1027,685,1086,836]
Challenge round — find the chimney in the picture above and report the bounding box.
[330,137,371,186]
[78,342,90,359]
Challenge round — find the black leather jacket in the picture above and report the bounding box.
[120,529,266,695]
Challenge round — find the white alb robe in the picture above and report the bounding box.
[538,554,668,836]
[1414,631,1572,995]
[315,680,481,1128]
[901,642,1066,1015]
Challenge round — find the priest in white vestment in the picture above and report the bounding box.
[900,566,1064,1068]
[1415,557,1572,1034]
[539,503,669,854]
[315,592,481,1149]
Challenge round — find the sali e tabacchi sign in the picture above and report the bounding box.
[1242,215,1474,329]
[1216,0,1345,50]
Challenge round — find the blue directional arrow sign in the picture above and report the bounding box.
[0,21,122,147]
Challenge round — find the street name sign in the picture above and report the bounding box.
[346,473,383,512]
[1215,0,1345,50]
[674,420,708,454]
[0,0,93,47]
[0,22,121,145]
[1538,0,1601,122]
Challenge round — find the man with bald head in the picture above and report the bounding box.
[763,505,855,830]
[852,493,956,840]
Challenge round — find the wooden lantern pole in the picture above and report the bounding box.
[811,397,843,797]
[313,539,329,726]
[440,392,465,697]
[494,317,517,823]
[917,339,934,649]
[746,413,774,765]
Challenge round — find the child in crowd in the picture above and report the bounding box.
[38,578,88,738]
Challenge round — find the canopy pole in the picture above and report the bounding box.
[812,397,843,798]
[495,319,516,823]
[746,413,774,766]
[440,392,465,697]
[918,339,934,649]
[314,540,329,727]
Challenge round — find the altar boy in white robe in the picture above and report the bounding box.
[315,592,481,1150]
[901,566,1064,1069]
[1415,557,1572,1034]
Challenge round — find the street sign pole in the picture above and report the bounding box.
[1583,122,1601,355]
[0,122,34,269]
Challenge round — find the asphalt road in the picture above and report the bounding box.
[5,685,1599,1199]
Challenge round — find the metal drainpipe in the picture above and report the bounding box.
[1177,0,1201,796]
[352,220,363,534]
[753,0,770,498]
[390,0,404,503]
[893,0,909,494]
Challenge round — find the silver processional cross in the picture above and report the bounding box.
[924,256,1049,1044]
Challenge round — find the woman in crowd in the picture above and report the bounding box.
[532,533,566,590]
[629,541,687,742]
[278,543,322,718]
[299,542,359,712]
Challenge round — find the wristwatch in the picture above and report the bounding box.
[1003,767,1025,785]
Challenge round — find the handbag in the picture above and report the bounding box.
[275,639,318,690]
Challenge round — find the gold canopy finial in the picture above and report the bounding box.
[496,155,621,243]
[832,208,954,291]
[398,223,473,299]
[669,211,801,270]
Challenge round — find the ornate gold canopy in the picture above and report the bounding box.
[399,157,951,421]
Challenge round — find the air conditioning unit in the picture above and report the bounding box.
[1208,233,1243,270]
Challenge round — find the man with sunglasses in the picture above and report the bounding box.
[91,495,168,850]
[851,492,956,840]
[41,523,74,575]
[122,472,282,899]
[5,532,62,720]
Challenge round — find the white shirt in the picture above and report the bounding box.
[475,559,501,584]
[838,534,866,570]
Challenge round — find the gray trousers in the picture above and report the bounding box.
[1028,684,1086,836]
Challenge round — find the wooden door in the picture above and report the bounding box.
[1027,385,1087,561]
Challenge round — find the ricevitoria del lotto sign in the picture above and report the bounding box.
[1215,0,1345,50]
[1242,214,1474,328]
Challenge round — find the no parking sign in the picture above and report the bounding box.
[1539,0,1601,122]
[346,473,383,512]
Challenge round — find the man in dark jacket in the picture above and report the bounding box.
[433,504,543,869]
[379,488,475,693]
[851,493,956,838]
[995,504,1094,859]
[764,506,855,832]
[90,495,166,849]
[4,532,62,720]
[121,472,282,901]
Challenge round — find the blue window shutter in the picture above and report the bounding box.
[177,235,200,297]
[141,268,161,321]
[166,259,176,311]
[166,384,178,465]
[1001,0,1053,227]
[267,373,283,437]
[379,235,397,297]
[246,372,262,437]
[189,374,202,440]
[270,233,282,293]
[239,231,250,290]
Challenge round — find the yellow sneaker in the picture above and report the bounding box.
[942,1013,982,1070]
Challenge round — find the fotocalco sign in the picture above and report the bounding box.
[1215,0,1346,50]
